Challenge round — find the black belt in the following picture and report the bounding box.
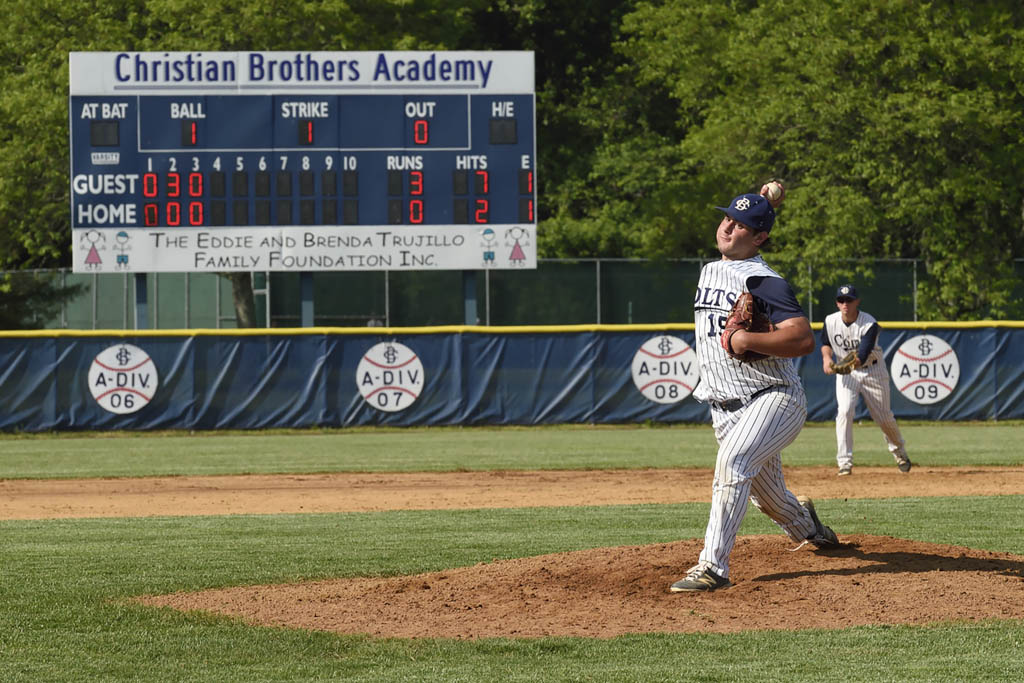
[712,386,779,412]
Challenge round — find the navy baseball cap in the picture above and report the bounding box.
[715,193,776,232]
[836,284,859,301]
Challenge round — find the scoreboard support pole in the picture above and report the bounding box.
[463,271,478,325]
[300,272,314,327]
[134,273,149,329]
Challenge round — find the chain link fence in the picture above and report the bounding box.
[6,258,1023,329]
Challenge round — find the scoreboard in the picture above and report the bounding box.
[69,51,536,273]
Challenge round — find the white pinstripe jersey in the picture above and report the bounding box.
[693,256,804,403]
[822,310,884,365]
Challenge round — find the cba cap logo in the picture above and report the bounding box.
[735,198,751,211]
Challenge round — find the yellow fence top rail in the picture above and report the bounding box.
[1,320,1023,338]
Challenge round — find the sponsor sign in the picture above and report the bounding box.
[87,343,159,414]
[631,335,698,404]
[356,341,424,412]
[891,334,960,405]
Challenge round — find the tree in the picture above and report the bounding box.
[0,272,83,329]
[0,0,488,326]
[550,0,1024,319]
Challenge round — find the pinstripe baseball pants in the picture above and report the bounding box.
[835,361,907,469]
[698,385,816,578]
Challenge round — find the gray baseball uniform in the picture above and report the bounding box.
[822,310,908,469]
[692,256,818,579]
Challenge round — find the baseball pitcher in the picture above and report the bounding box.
[670,182,841,594]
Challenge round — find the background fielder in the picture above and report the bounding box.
[821,284,911,475]
[670,182,840,593]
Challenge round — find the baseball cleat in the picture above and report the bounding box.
[796,495,841,549]
[894,452,912,473]
[669,565,731,593]
[837,464,852,476]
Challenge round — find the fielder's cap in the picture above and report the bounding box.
[836,284,859,301]
[716,193,775,232]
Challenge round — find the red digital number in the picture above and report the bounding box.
[413,119,429,144]
[474,199,489,224]
[475,170,489,194]
[186,121,197,146]
[188,172,203,197]
[188,201,203,226]
[409,199,424,224]
[143,173,158,198]
[409,170,423,196]
[143,203,159,226]
[166,201,181,226]
[166,173,181,198]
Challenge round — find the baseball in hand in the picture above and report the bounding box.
[761,181,785,208]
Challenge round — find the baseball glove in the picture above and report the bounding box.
[830,350,860,375]
[720,292,773,362]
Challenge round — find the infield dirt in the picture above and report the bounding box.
[7,465,1023,638]
[139,534,1024,638]
[3,465,1023,519]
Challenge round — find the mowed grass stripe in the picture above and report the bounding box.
[0,422,1021,479]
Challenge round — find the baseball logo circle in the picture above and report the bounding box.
[891,334,960,405]
[356,341,425,412]
[87,343,159,414]
[631,336,699,404]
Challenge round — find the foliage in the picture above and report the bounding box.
[555,0,1024,319]
[0,271,83,329]
[0,0,487,324]
[1,1,1023,321]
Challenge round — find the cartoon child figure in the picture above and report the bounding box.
[480,227,497,267]
[82,230,105,270]
[506,226,529,266]
[113,231,131,270]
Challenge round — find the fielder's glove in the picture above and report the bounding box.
[830,350,860,375]
[720,292,774,362]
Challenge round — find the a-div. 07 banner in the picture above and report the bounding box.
[68,51,537,273]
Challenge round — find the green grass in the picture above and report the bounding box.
[1,497,1023,682]
[1,423,1023,681]
[1,422,1021,479]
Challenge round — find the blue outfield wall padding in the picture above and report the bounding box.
[0,324,1019,431]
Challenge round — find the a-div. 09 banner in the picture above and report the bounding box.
[68,51,537,273]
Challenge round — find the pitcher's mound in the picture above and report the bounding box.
[140,535,1024,639]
